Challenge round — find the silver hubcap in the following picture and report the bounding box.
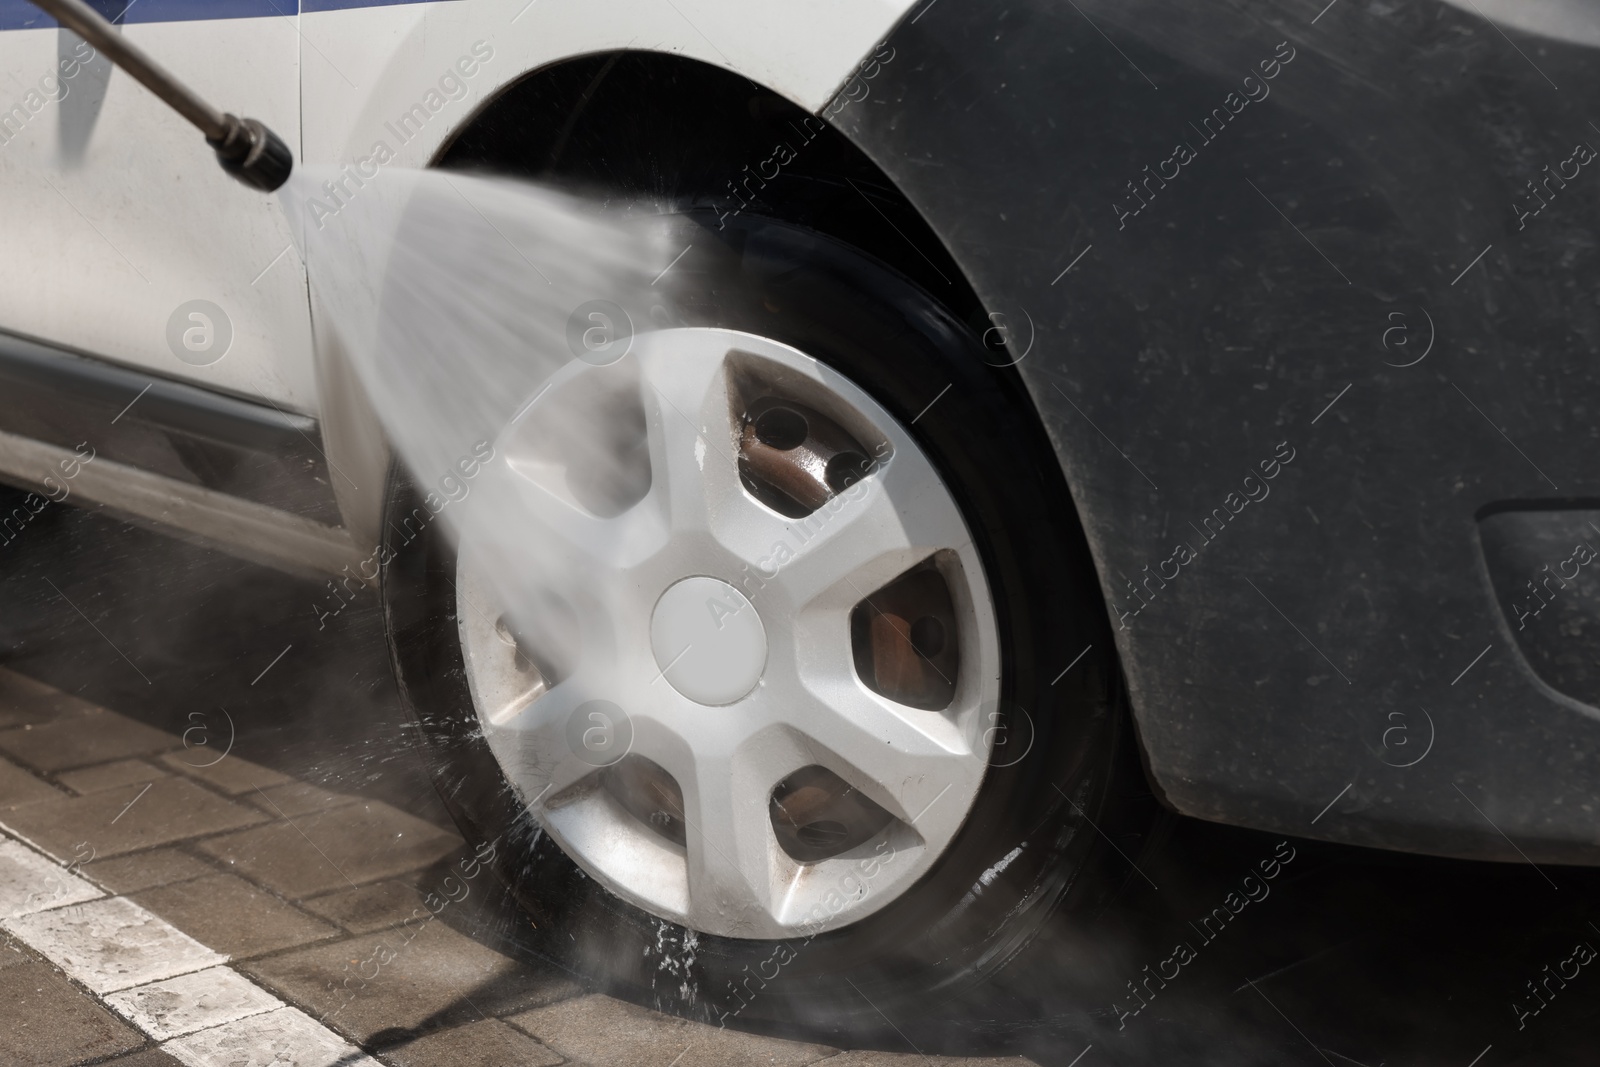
[455,328,1001,939]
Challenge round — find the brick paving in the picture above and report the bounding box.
[507,994,838,1066]
[57,759,167,796]
[0,668,1041,1066]
[194,799,462,898]
[83,849,218,895]
[8,777,267,860]
[131,874,340,958]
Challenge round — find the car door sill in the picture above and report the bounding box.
[0,427,366,582]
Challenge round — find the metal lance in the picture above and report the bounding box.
[25,0,293,191]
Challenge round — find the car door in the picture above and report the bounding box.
[0,0,313,414]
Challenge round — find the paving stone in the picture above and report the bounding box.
[2,895,225,994]
[83,848,218,894]
[0,668,101,729]
[0,755,64,811]
[302,879,431,934]
[159,752,290,796]
[198,801,462,899]
[820,1054,1040,1066]
[0,935,33,970]
[0,958,144,1065]
[383,1018,565,1067]
[133,874,339,959]
[0,837,103,918]
[164,1005,382,1067]
[508,994,838,1067]
[0,777,266,862]
[244,918,570,1044]
[58,759,167,795]
[102,1050,187,1066]
[0,708,179,773]
[248,779,361,818]
[106,966,283,1041]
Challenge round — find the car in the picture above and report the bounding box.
[2,0,1597,1032]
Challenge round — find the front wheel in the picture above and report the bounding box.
[383,212,1144,1029]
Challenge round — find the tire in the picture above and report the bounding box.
[382,210,1145,1030]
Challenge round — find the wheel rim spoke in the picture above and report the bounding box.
[478,676,617,808]
[633,336,748,540]
[774,682,984,840]
[762,445,971,614]
[677,739,789,931]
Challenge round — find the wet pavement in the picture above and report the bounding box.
[0,655,1030,1067]
[1,487,1598,1066]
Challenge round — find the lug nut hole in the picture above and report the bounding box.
[909,615,946,659]
[825,451,873,494]
[796,820,850,848]
[771,766,894,862]
[753,406,808,450]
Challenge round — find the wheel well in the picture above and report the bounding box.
[434,50,989,335]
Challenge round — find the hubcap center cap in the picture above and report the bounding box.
[650,577,767,705]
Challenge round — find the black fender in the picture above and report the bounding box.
[826,0,1600,863]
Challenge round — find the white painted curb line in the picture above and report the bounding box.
[0,826,381,1066]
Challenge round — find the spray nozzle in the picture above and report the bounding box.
[26,0,294,192]
[208,114,294,193]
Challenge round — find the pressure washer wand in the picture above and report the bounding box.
[27,0,292,191]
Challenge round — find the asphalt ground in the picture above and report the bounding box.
[0,486,1597,1067]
